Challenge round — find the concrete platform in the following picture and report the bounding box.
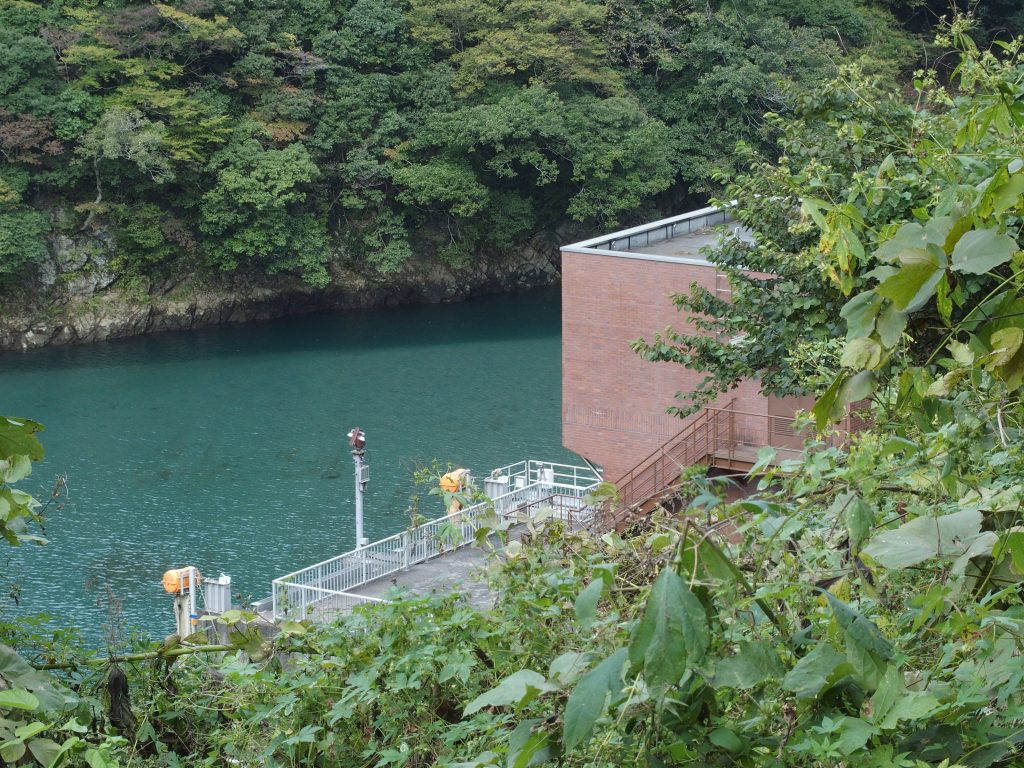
[280,527,541,623]
[348,543,495,608]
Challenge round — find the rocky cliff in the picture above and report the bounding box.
[0,230,563,351]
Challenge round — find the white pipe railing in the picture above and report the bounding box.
[489,460,602,491]
[271,461,601,622]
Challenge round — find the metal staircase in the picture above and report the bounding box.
[596,403,732,531]
[595,401,860,532]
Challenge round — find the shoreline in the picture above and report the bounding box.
[0,242,562,352]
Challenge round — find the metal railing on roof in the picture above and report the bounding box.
[560,204,737,258]
[606,209,732,254]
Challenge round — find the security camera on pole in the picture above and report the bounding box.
[347,427,369,548]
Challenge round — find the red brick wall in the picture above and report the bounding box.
[561,251,772,480]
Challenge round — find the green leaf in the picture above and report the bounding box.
[951,228,1018,275]
[876,260,943,312]
[826,594,894,660]
[628,569,708,688]
[997,347,1024,391]
[840,292,882,338]
[713,641,784,689]
[847,635,888,690]
[283,724,320,746]
[813,371,876,430]
[27,737,66,768]
[899,725,962,764]
[862,509,984,569]
[985,327,1024,368]
[574,580,603,631]
[782,644,850,699]
[463,670,555,716]
[936,274,954,324]
[878,691,940,729]
[708,727,744,753]
[813,374,846,430]
[870,666,901,728]
[841,337,883,369]
[876,303,908,347]
[880,437,919,456]
[948,339,976,365]
[14,721,48,740]
[843,494,874,552]
[801,197,830,231]
[0,418,45,463]
[591,563,617,588]
[927,369,968,397]
[563,648,627,751]
[645,533,673,554]
[991,172,1024,216]
[0,739,26,763]
[834,717,875,755]
[84,748,117,768]
[873,222,931,264]
[951,531,998,576]
[696,537,741,584]
[278,621,307,636]
[548,652,591,687]
[507,719,552,768]
[0,454,32,484]
[0,689,40,711]
[995,531,1024,575]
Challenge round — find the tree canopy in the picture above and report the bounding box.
[0,0,918,287]
[634,19,1024,417]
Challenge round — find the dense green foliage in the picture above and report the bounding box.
[0,416,47,546]
[8,12,1024,768]
[0,0,911,287]
[634,20,1024,415]
[882,0,1022,41]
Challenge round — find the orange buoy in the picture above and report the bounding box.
[162,567,201,594]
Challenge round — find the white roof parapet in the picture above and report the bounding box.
[560,203,746,267]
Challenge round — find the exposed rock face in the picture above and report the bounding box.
[0,230,565,351]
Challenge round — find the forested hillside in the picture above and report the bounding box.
[0,0,918,292]
[2,27,1024,763]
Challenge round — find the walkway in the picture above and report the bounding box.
[264,461,601,624]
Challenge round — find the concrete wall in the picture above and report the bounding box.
[561,250,769,481]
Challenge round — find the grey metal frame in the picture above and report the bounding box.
[560,204,736,266]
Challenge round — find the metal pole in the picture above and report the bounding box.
[353,449,368,548]
[189,566,196,633]
[348,427,369,549]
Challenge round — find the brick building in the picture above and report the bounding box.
[560,206,813,483]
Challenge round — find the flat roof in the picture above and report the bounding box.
[560,205,753,267]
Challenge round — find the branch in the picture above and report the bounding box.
[31,643,240,670]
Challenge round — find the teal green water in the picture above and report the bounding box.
[1,288,574,644]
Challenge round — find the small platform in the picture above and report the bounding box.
[347,540,494,608]
[266,461,602,624]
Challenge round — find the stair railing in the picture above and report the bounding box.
[595,399,735,530]
[596,401,870,531]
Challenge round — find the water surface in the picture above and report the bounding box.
[0,288,573,643]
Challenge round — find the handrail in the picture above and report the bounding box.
[613,399,734,501]
[598,402,865,531]
[271,461,602,621]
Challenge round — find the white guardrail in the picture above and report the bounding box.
[270,461,602,622]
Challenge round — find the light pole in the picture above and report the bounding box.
[347,427,369,548]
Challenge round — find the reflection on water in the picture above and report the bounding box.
[0,288,573,643]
